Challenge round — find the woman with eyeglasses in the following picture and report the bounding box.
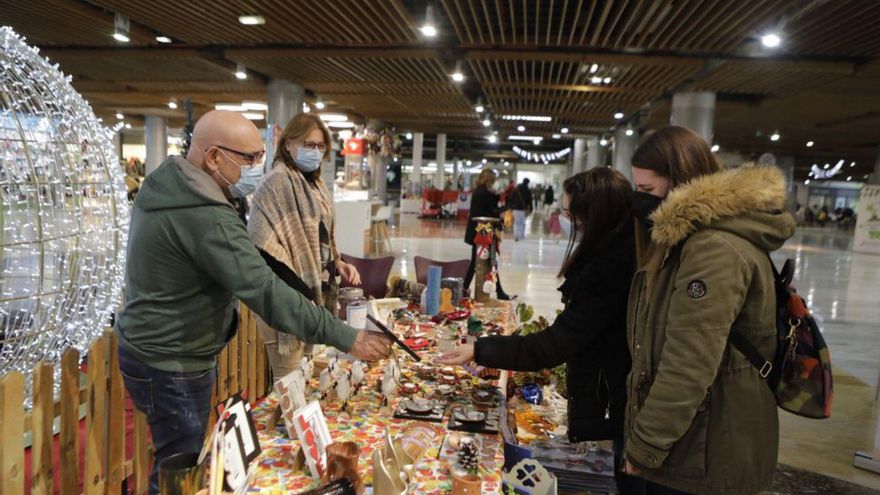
[438,167,644,494]
[248,113,361,377]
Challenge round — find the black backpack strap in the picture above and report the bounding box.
[729,330,774,378]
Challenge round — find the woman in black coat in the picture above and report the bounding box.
[463,169,510,300]
[439,167,643,495]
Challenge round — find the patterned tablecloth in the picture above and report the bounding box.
[246,302,516,494]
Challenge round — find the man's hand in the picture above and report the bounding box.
[348,330,392,361]
[337,261,362,286]
[434,343,475,365]
[623,459,641,476]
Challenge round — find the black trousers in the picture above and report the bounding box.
[463,243,505,297]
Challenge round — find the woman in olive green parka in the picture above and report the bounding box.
[623,127,796,495]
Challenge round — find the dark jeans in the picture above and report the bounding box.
[463,243,505,297]
[118,345,216,495]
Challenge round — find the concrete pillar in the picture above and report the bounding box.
[776,155,796,208]
[452,157,460,188]
[144,116,167,176]
[323,141,337,195]
[586,136,601,169]
[113,131,122,163]
[435,133,447,189]
[572,138,587,174]
[265,79,305,168]
[613,126,638,182]
[411,133,424,194]
[671,91,716,143]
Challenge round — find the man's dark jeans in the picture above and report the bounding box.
[118,345,216,495]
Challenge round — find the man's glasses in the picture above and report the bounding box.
[301,141,327,153]
[209,145,265,166]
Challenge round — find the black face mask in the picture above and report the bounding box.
[632,191,664,228]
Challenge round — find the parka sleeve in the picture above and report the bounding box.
[626,232,751,470]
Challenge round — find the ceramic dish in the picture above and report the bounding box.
[438,374,458,385]
[403,399,434,414]
[400,382,421,395]
[453,408,486,423]
[435,384,455,396]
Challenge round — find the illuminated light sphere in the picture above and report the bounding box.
[0,27,129,403]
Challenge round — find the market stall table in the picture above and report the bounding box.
[244,302,516,494]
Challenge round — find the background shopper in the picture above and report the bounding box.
[463,169,510,300]
[439,168,643,495]
[249,113,362,378]
[507,177,533,241]
[623,126,796,495]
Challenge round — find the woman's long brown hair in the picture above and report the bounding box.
[631,126,723,188]
[558,167,633,278]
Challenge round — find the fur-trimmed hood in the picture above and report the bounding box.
[650,165,796,249]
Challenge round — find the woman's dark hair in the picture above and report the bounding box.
[558,167,633,278]
[274,113,333,182]
[475,169,496,189]
[631,126,723,188]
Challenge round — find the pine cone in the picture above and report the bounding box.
[457,438,480,474]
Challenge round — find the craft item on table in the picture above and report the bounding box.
[200,394,260,495]
[435,384,456,397]
[380,359,400,407]
[322,441,364,494]
[293,401,333,479]
[393,398,447,422]
[399,381,420,395]
[396,424,435,462]
[337,287,365,319]
[274,370,308,439]
[350,361,367,395]
[484,322,503,336]
[426,265,442,316]
[222,394,261,464]
[419,288,427,314]
[439,288,455,313]
[459,297,472,309]
[448,405,502,435]
[514,410,559,444]
[402,337,430,351]
[371,448,407,495]
[367,298,407,325]
[521,384,544,405]
[441,277,464,306]
[387,276,426,304]
[502,459,558,495]
[368,314,422,362]
[451,436,483,495]
[466,316,484,336]
[345,295,368,330]
[319,367,337,401]
[336,372,353,413]
[301,356,315,380]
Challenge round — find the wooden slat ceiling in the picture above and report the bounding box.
[1,0,878,179]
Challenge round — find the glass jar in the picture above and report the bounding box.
[337,287,364,319]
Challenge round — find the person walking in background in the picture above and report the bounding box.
[507,177,533,241]
[623,126,795,495]
[463,169,511,300]
[440,168,644,494]
[544,184,555,210]
[115,111,391,494]
[248,113,363,379]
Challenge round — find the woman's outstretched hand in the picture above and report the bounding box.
[434,343,476,365]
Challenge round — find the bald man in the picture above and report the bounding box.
[115,111,390,493]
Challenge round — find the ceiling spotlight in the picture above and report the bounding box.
[625,128,634,137]
[614,112,624,119]
[242,112,265,121]
[327,121,356,129]
[552,133,561,139]
[168,98,178,109]
[406,132,413,140]
[112,14,130,43]
[482,159,487,164]
[850,161,856,167]
[561,127,569,134]
[517,125,526,132]
[487,135,497,143]
[475,105,484,113]
[824,163,830,169]
[242,101,268,111]
[124,123,131,129]
[116,112,124,120]
[315,100,326,110]
[420,5,438,37]
[238,15,266,25]
[302,103,311,113]
[319,113,348,122]
[482,119,491,127]
[590,63,599,74]
[603,77,612,84]
[155,35,172,44]
[806,140,814,147]
[711,144,720,152]
[591,76,603,84]
[847,176,852,181]
[450,62,465,83]
[599,138,608,146]
[234,63,247,80]
[501,115,553,122]
[508,135,543,142]
[770,132,780,142]
[804,179,811,185]
[761,33,781,48]
[466,160,472,165]
[533,138,541,145]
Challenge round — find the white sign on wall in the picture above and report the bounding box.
[854,185,880,255]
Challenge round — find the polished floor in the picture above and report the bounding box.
[386,211,880,491]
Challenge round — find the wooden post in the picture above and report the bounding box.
[85,337,107,495]
[229,317,239,395]
[32,362,55,495]
[133,410,150,495]
[239,308,249,400]
[60,349,81,495]
[255,325,266,399]
[0,371,25,494]
[106,332,125,495]
[247,311,257,405]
